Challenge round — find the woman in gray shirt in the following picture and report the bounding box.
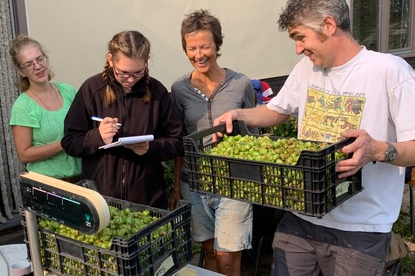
[170,9,256,276]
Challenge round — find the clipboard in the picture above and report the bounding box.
[99,135,154,149]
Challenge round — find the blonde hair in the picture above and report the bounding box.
[9,35,54,91]
[103,31,151,106]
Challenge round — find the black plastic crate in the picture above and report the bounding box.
[21,197,192,276]
[184,120,362,218]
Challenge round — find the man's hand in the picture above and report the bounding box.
[336,129,381,178]
[213,110,238,141]
[213,109,238,131]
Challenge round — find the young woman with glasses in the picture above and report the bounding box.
[61,30,183,209]
[9,35,81,183]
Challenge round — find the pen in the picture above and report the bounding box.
[91,116,122,126]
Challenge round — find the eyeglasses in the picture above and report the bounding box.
[19,55,48,70]
[112,63,147,79]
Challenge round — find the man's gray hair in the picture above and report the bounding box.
[277,0,351,33]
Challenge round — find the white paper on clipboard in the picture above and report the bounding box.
[99,135,154,149]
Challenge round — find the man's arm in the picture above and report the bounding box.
[213,105,289,133]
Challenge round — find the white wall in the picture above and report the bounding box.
[26,0,302,89]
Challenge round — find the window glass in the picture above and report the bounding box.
[352,0,380,51]
[389,0,411,50]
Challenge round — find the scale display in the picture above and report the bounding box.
[20,172,110,235]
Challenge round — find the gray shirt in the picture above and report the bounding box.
[171,68,257,137]
[171,68,257,180]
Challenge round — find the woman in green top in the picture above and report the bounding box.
[9,36,81,182]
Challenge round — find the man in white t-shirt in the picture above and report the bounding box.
[214,0,415,275]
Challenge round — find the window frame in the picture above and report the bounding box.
[350,0,415,57]
[10,0,28,36]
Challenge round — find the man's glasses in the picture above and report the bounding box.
[19,55,48,70]
[113,63,147,79]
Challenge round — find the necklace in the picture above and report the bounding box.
[192,69,225,97]
[29,84,62,111]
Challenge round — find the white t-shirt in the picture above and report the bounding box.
[267,47,415,232]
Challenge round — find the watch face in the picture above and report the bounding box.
[386,143,397,162]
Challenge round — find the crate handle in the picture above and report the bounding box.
[186,120,250,139]
[191,122,228,139]
[332,137,356,151]
[196,121,249,139]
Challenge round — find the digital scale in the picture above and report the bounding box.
[19,171,111,276]
[18,172,222,276]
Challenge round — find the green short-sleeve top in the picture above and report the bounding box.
[10,82,81,178]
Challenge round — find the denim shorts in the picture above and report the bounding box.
[181,182,253,252]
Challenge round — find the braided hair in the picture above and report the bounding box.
[103,31,151,106]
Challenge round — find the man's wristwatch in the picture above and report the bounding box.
[383,142,397,163]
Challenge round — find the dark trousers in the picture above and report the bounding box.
[271,212,390,276]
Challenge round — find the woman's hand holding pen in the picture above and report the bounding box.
[92,116,149,154]
[96,117,121,144]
